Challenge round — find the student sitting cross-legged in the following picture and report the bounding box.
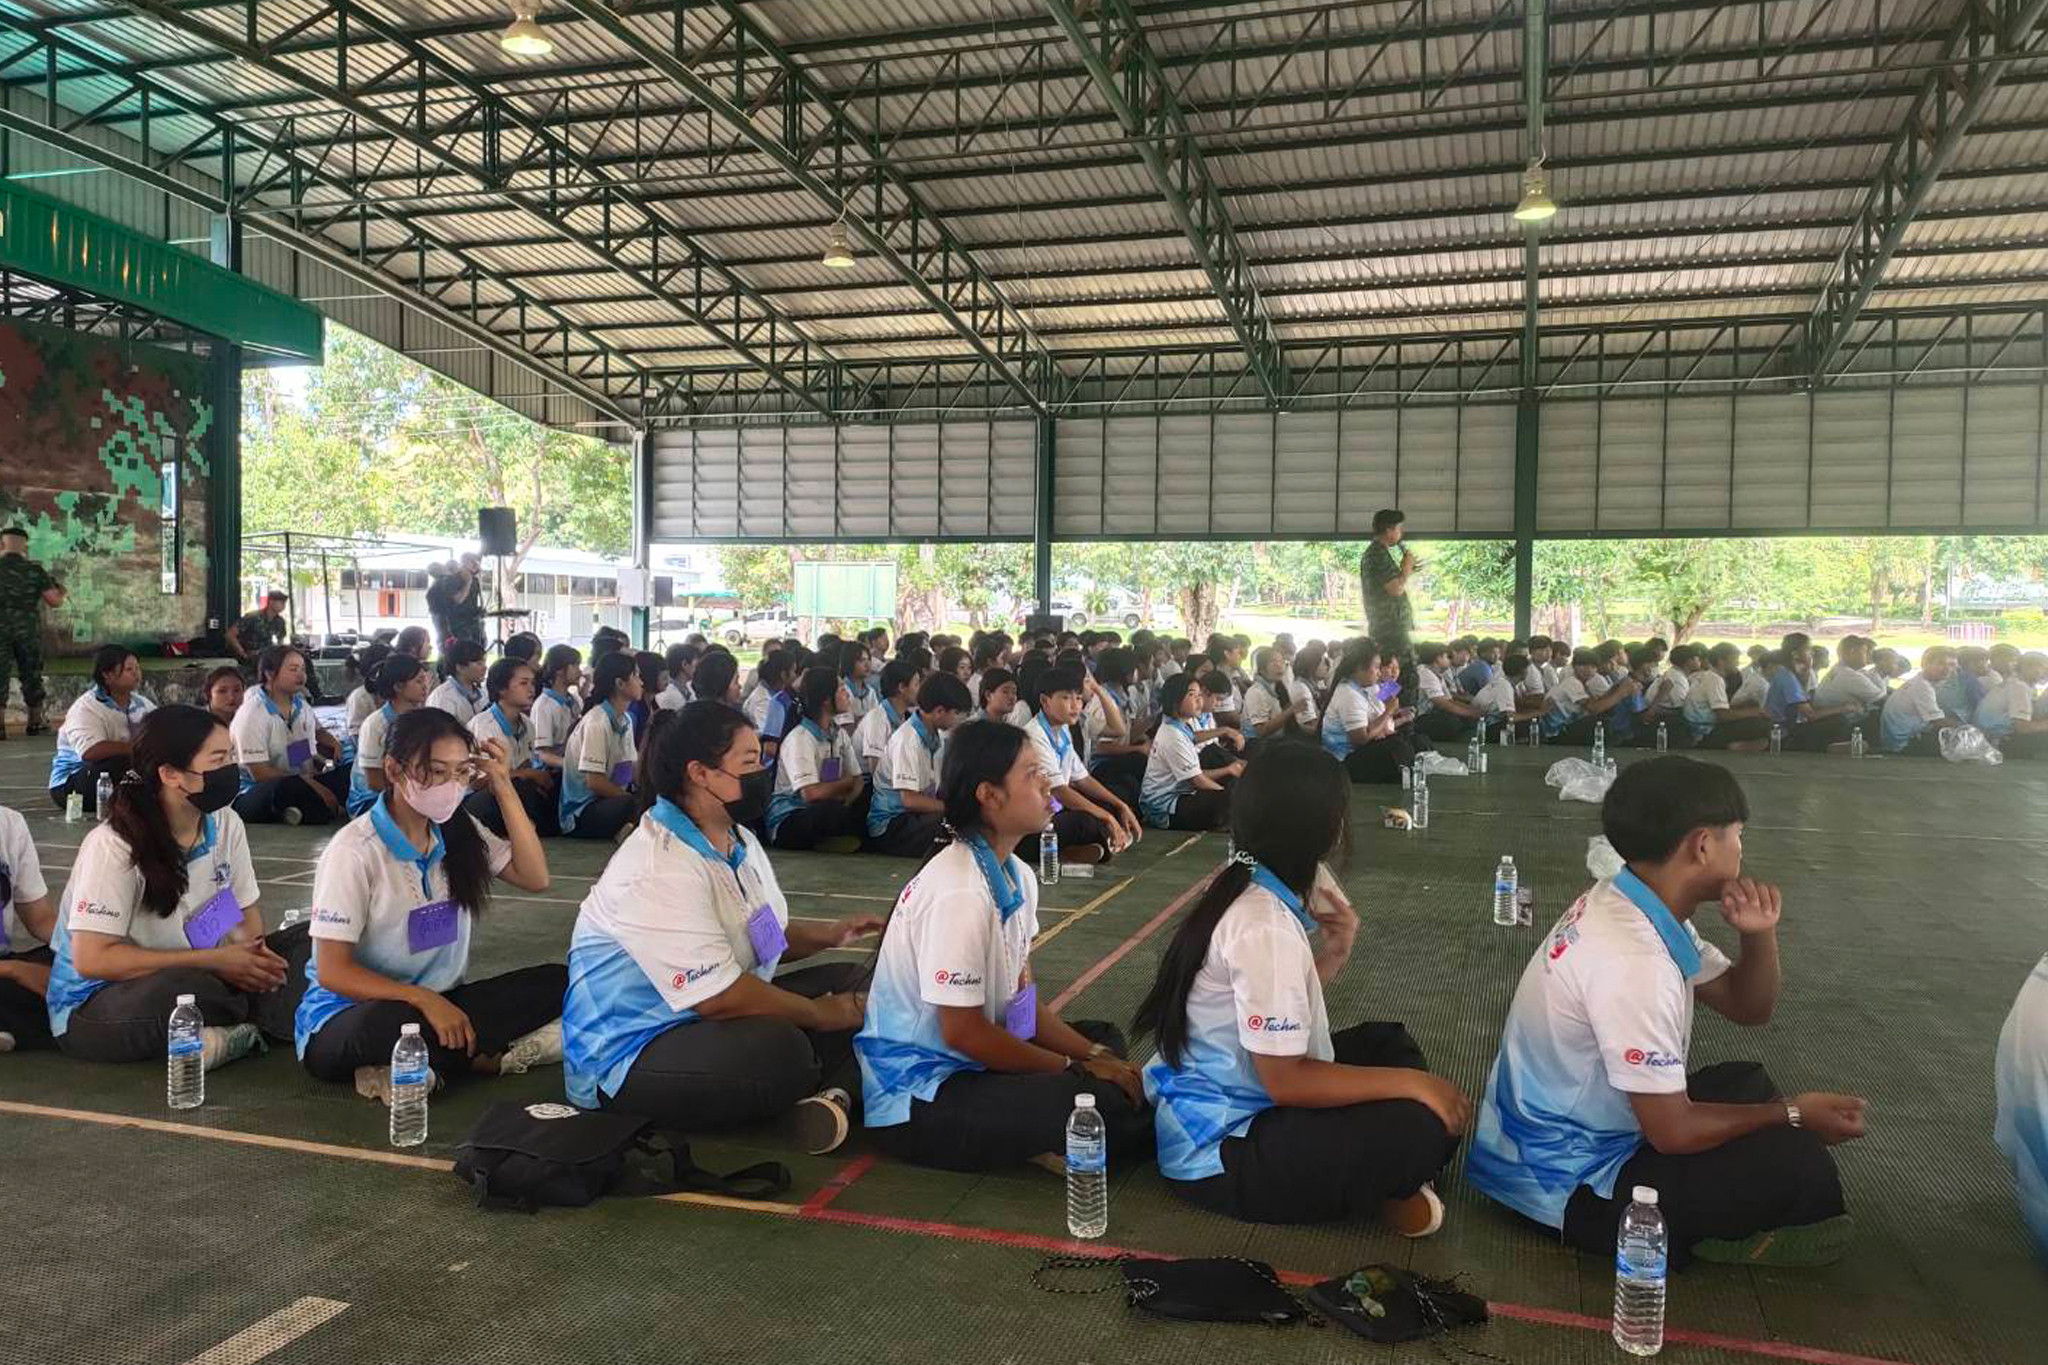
[563,703,881,1154]
[1973,646,2048,759]
[466,656,560,837]
[1020,663,1144,867]
[231,645,350,827]
[866,673,972,858]
[558,651,643,842]
[1996,946,2048,1261]
[49,644,155,815]
[346,654,430,818]
[854,657,918,776]
[426,640,489,727]
[1878,647,1965,756]
[0,803,58,1050]
[1681,643,1772,751]
[1466,756,1866,1269]
[1140,673,1242,832]
[1763,635,1861,752]
[855,720,1152,1172]
[765,667,868,851]
[1320,638,1416,784]
[1136,742,1467,1232]
[45,705,310,1066]
[296,708,564,1102]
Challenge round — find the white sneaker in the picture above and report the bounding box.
[0,1030,15,1054]
[353,1064,442,1105]
[777,1087,851,1155]
[200,1022,265,1071]
[497,1019,563,1075]
[1386,1182,1447,1239]
[281,807,304,827]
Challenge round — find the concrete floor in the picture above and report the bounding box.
[0,731,2040,1365]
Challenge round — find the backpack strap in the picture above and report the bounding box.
[624,1130,793,1201]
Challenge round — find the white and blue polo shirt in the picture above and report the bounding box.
[1466,869,1731,1229]
[767,718,860,836]
[1139,718,1203,828]
[1319,681,1376,760]
[51,688,154,790]
[347,703,398,816]
[1145,865,1334,1180]
[868,713,941,838]
[559,700,635,834]
[563,799,789,1107]
[230,688,320,795]
[1996,952,2048,1260]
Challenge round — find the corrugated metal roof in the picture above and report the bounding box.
[2,0,2043,424]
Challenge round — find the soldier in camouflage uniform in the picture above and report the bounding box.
[229,590,291,667]
[0,526,66,739]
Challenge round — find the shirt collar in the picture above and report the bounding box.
[964,833,1026,923]
[93,686,132,713]
[881,698,901,729]
[370,793,446,899]
[1248,862,1316,934]
[489,702,524,736]
[1035,711,1070,758]
[260,688,303,725]
[799,716,828,743]
[647,796,746,874]
[379,702,396,724]
[1612,866,1703,978]
[599,699,629,735]
[185,812,218,864]
[544,687,575,707]
[909,712,939,752]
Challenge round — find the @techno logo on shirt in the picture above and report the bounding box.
[1623,1047,1683,1068]
[671,964,721,989]
[934,969,982,987]
[1246,1014,1302,1033]
[525,1103,579,1120]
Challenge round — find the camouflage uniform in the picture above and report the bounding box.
[0,551,59,735]
[232,609,287,660]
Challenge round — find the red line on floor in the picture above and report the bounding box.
[1046,868,1212,1013]
[801,1151,879,1215]
[1486,1301,1910,1365]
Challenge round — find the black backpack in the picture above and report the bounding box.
[452,1101,791,1213]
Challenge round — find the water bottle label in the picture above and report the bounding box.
[393,1064,429,1087]
[1616,1252,1666,1280]
[1066,1139,1106,1174]
[168,1035,203,1058]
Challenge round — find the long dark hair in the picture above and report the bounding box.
[107,705,223,918]
[254,644,304,692]
[976,667,1015,712]
[795,665,841,723]
[540,643,582,694]
[385,708,492,917]
[694,650,738,704]
[347,640,392,685]
[369,654,425,701]
[1322,636,1379,712]
[1133,743,1351,1068]
[937,719,1029,839]
[590,650,638,708]
[640,700,755,815]
[633,650,667,697]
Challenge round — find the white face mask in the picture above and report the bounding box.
[402,774,467,824]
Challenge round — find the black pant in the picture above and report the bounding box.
[301,963,567,1083]
[1888,725,1947,758]
[1166,784,1231,831]
[58,925,310,1062]
[1781,712,1856,752]
[48,756,128,813]
[463,779,559,838]
[1089,750,1146,812]
[770,793,869,850]
[1173,1022,1456,1223]
[1198,744,1240,771]
[604,962,863,1128]
[2002,729,2048,759]
[872,1020,1154,1172]
[1692,715,1772,749]
[1416,707,1476,741]
[565,793,638,841]
[1561,1062,1845,1269]
[0,947,54,1049]
[1018,805,1115,864]
[867,811,946,858]
[1343,736,1414,785]
[234,767,351,826]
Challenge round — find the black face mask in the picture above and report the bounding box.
[724,769,773,825]
[186,764,240,814]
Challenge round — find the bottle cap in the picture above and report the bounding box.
[401,1022,422,1036]
[1632,1185,1659,1206]
[175,993,196,1006]
[1074,1093,1096,1109]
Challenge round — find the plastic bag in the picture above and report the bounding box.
[1586,835,1625,881]
[1544,758,1615,804]
[1940,725,2005,765]
[1413,751,1468,778]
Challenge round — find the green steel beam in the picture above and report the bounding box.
[1514,0,1549,634]
[558,0,1063,419]
[1039,0,1285,404]
[1802,0,2048,380]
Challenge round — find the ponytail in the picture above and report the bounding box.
[108,705,223,917]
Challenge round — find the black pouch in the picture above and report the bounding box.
[452,1101,791,1213]
[1304,1264,1491,1345]
[1034,1254,1308,1327]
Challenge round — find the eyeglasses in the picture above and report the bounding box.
[412,761,481,786]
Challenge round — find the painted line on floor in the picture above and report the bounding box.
[1030,876,1134,948]
[180,1296,350,1365]
[1048,869,1214,1013]
[0,1098,1923,1365]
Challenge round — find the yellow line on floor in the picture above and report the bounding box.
[1031,877,1134,948]
[0,1099,805,1216]
[180,1296,350,1365]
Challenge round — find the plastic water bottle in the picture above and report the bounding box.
[64,791,82,823]
[1850,727,1866,759]
[1411,770,1430,830]
[95,772,114,820]
[1528,719,1541,747]
[1613,1186,1669,1356]
[1655,722,1669,753]
[1769,723,1784,755]
[1493,856,1518,927]
[1592,723,1606,765]
[167,994,204,1110]
[1065,1093,1108,1239]
[1039,818,1060,885]
[1466,733,1482,771]
[389,1023,431,1148]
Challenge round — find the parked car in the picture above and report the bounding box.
[721,609,798,646]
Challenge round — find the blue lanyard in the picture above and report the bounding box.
[909,713,938,752]
[1035,711,1071,762]
[488,703,525,741]
[964,833,1025,923]
[369,794,446,900]
[881,698,901,729]
[1248,862,1316,935]
[1168,718,1196,745]
[647,796,746,875]
[544,687,575,709]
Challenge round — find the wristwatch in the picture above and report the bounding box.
[1784,1101,1803,1129]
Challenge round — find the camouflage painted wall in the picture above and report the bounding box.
[0,317,215,655]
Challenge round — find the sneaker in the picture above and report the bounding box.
[775,1087,851,1155]
[497,1019,563,1075]
[0,1030,15,1053]
[1694,1214,1853,1268]
[353,1063,443,1105]
[1382,1182,1446,1238]
[281,807,304,827]
[200,1022,265,1072]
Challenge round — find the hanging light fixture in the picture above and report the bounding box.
[500,8,553,57]
[1513,157,1557,223]
[822,218,856,269]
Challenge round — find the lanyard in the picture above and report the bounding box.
[964,833,1025,923]
[369,794,446,899]
[1248,862,1316,935]
[1035,711,1071,762]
